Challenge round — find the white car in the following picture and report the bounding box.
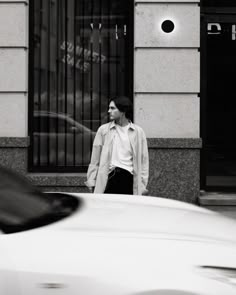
[1,167,236,295]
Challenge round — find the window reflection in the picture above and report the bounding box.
[31,0,131,171]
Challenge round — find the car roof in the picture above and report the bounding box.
[34,111,96,134]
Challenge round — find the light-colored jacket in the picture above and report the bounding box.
[85,121,149,195]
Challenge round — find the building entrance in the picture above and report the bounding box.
[201,10,236,190]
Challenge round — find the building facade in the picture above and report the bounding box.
[0,0,234,203]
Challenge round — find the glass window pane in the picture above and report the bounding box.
[30,0,132,171]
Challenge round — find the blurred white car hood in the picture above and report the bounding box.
[52,193,236,245]
[3,194,236,295]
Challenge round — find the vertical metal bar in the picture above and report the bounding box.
[38,0,43,166]
[56,0,60,167]
[107,0,110,113]
[28,0,35,170]
[200,14,207,190]
[123,22,127,98]
[115,16,119,97]
[77,1,81,167]
[73,0,77,166]
[81,0,85,166]
[99,0,102,126]
[90,0,94,143]
[128,0,134,117]
[64,0,68,166]
[125,2,129,100]
[47,0,51,166]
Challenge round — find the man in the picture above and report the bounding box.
[85,96,149,195]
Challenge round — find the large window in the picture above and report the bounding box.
[29,0,133,172]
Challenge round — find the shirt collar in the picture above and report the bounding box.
[109,120,135,130]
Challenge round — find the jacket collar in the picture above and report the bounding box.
[109,120,135,130]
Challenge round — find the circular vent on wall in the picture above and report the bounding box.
[161,20,175,33]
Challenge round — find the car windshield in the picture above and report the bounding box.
[0,167,81,234]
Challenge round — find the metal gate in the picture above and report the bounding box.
[29,0,133,172]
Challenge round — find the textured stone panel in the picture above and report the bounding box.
[0,4,27,46]
[147,148,200,203]
[0,94,27,136]
[0,49,27,91]
[135,3,200,47]
[135,94,199,138]
[27,174,87,187]
[148,138,202,148]
[0,137,29,147]
[135,49,200,93]
[27,174,88,193]
[0,148,28,174]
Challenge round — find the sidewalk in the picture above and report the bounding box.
[198,192,236,220]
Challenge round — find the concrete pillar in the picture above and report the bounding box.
[0,0,29,172]
[134,0,201,202]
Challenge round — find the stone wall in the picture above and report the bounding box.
[134,0,201,203]
[0,1,29,174]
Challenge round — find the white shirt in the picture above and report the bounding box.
[109,123,133,174]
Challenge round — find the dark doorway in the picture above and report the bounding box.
[201,8,236,190]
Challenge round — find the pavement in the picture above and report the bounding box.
[199,191,236,220]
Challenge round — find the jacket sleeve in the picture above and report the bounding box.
[141,130,149,192]
[85,127,103,188]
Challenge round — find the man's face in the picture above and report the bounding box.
[108,101,123,121]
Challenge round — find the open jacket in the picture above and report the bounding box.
[85,121,149,195]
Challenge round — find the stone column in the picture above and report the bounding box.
[0,0,29,173]
[134,0,201,203]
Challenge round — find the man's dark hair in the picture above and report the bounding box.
[109,96,133,120]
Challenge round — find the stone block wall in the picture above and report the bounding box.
[134,0,201,202]
[0,0,29,173]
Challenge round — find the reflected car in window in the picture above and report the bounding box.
[33,111,96,167]
[1,166,236,295]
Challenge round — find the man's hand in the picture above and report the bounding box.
[88,187,94,193]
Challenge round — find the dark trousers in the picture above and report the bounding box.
[104,167,133,195]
